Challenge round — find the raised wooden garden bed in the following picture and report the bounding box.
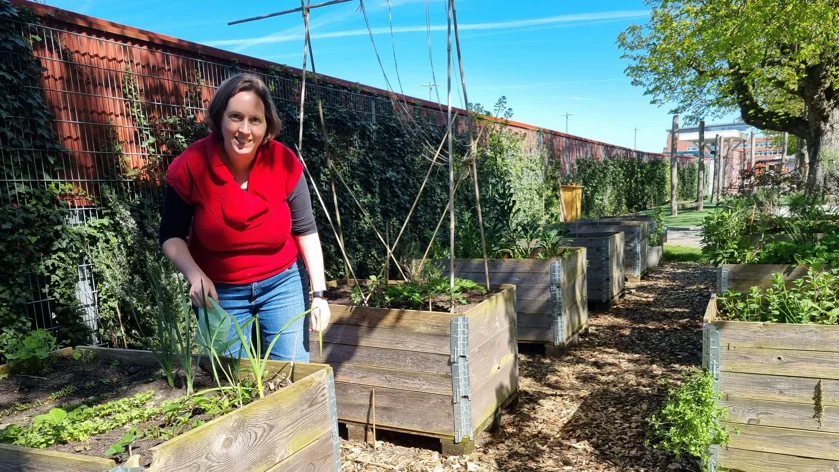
[444,248,588,351]
[0,346,340,472]
[703,296,839,471]
[312,284,519,454]
[715,264,811,294]
[561,232,625,307]
[566,221,651,281]
[646,245,663,271]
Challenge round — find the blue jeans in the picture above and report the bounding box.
[211,260,311,362]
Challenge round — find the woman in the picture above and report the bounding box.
[159,73,330,362]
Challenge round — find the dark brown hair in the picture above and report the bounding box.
[206,73,282,141]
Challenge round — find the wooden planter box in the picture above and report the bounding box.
[567,221,651,281]
[703,296,839,471]
[444,249,588,350]
[595,216,665,243]
[312,285,518,455]
[716,264,811,294]
[0,346,340,472]
[561,232,625,307]
[646,245,663,270]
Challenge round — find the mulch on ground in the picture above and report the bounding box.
[340,261,715,471]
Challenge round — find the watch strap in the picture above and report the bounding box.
[311,290,327,299]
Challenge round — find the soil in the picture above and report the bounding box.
[325,282,502,314]
[338,261,715,471]
[0,355,275,466]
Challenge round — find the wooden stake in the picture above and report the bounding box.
[450,0,490,291]
[372,388,377,444]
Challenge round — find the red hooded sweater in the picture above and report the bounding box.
[165,134,304,284]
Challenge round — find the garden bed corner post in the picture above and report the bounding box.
[327,370,341,471]
[705,444,720,472]
[701,323,721,394]
[450,316,473,443]
[715,266,729,295]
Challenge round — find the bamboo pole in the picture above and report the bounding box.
[446,0,455,312]
[450,0,490,291]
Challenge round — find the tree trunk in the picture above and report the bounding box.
[697,120,705,210]
[670,115,679,216]
[807,107,839,192]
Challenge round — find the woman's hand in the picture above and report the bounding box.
[310,297,331,332]
[188,271,218,308]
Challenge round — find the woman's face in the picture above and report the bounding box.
[220,90,267,163]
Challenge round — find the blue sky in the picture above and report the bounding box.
[42,0,718,153]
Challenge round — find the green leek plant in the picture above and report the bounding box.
[148,267,176,388]
[211,298,313,399]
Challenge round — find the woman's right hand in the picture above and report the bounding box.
[188,271,218,308]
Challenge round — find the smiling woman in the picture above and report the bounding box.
[159,73,331,363]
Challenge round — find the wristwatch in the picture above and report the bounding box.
[312,290,327,299]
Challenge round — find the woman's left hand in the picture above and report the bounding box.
[310,297,331,332]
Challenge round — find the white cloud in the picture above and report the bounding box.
[202,9,650,49]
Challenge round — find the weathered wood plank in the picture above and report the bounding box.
[722,397,839,433]
[720,372,839,406]
[310,343,450,375]
[266,431,335,472]
[720,447,839,472]
[0,444,115,472]
[332,382,453,435]
[721,346,839,380]
[725,423,839,461]
[517,314,552,328]
[517,326,553,343]
[149,369,333,472]
[470,355,517,436]
[313,324,450,355]
[447,256,581,276]
[466,286,516,370]
[568,220,650,239]
[718,264,810,294]
[328,363,452,395]
[562,297,588,346]
[327,304,452,335]
[446,271,549,287]
[75,346,326,383]
[715,321,839,352]
[646,245,662,270]
[469,321,517,386]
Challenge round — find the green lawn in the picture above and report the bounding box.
[663,244,702,262]
[639,200,717,228]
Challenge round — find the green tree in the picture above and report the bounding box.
[618,0,839,190]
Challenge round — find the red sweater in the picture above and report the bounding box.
[165,134,304,284]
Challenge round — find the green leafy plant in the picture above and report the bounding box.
[646,369,730,463]
[105,428,142,456]
[700,198,762,265]
[649,207,666,246]
[719,267,839,324]
[0,329,61,375]
[350,276,486,311]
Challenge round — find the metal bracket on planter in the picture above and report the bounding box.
[450,316,473,443]
[706,444,720,472]
[327,370,341,471]
[549,260,562,289]
[702,323,721,393]
[551,285,565,345]
[717,266,730,294]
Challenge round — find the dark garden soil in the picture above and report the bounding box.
[0,355,280,466]
[325,283,502,314]
[339,261,715,471]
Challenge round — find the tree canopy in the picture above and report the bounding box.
[618,0,839,187]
